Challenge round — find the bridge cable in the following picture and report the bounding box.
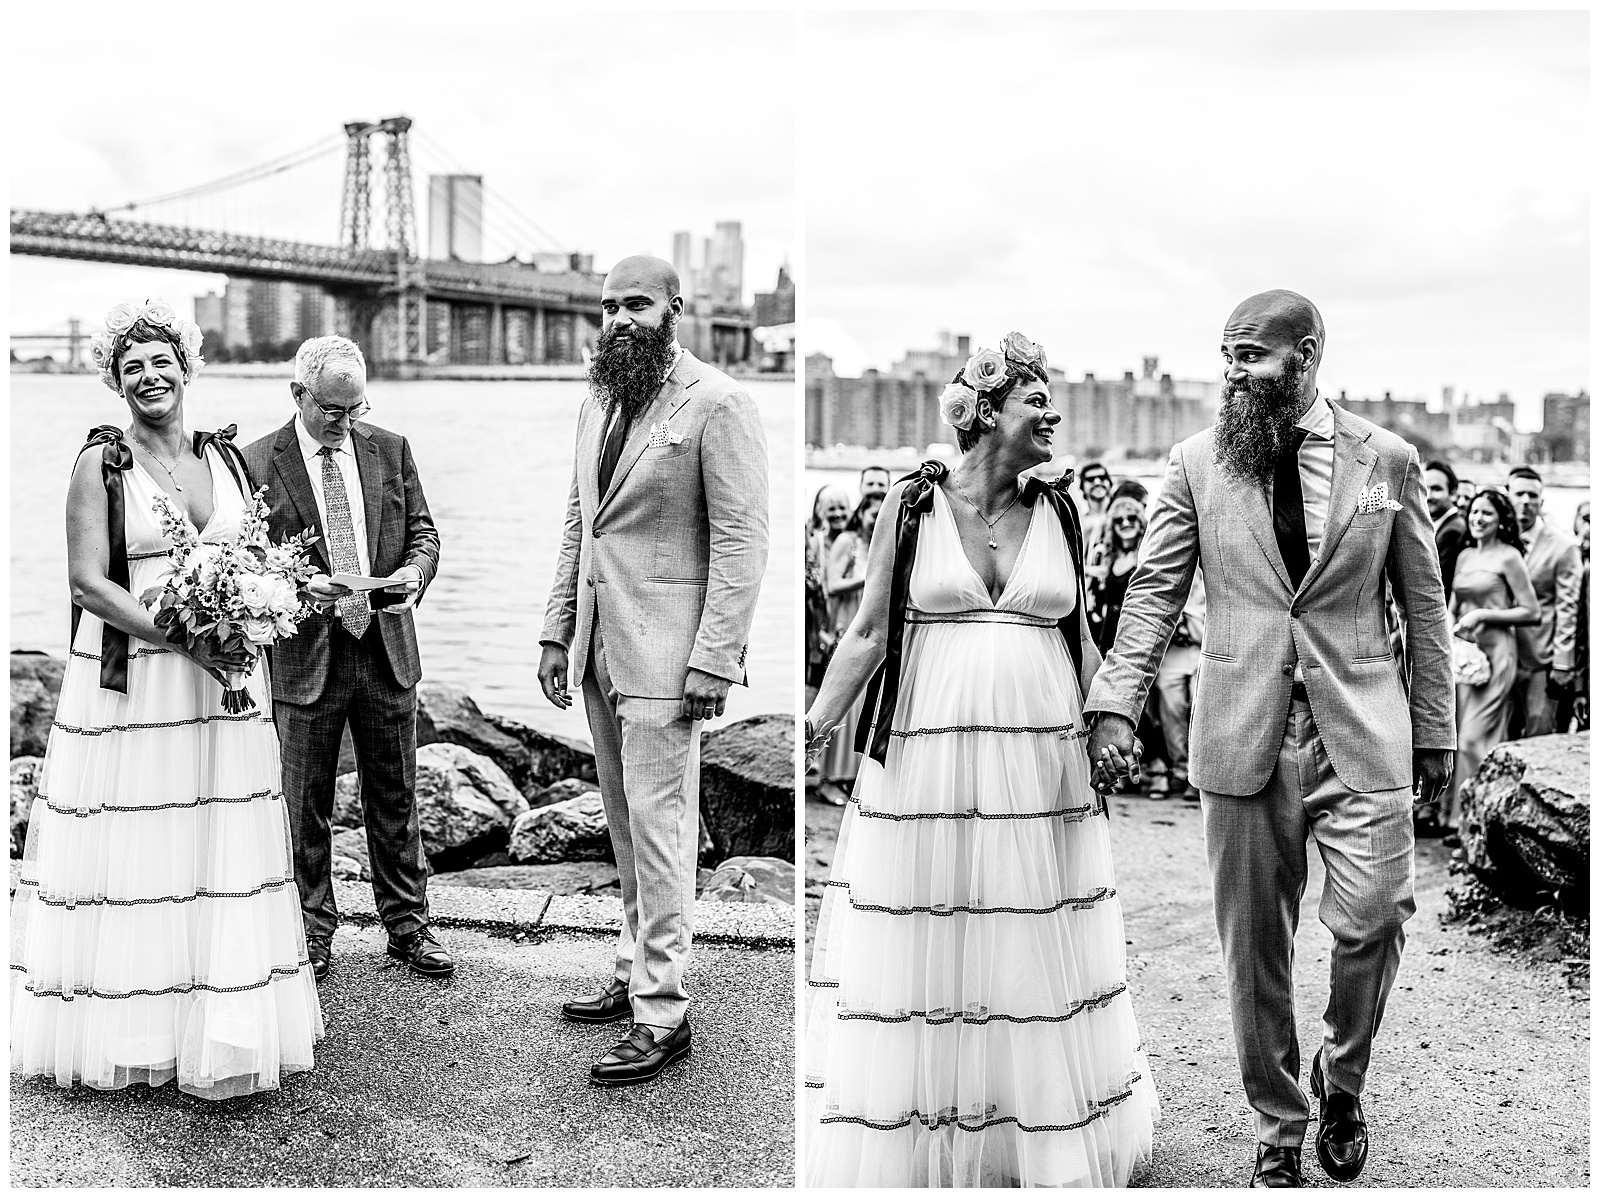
[103,135,344,215]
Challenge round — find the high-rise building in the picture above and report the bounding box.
[221,278,254,351]
[671,231,693,290]
[710,221,744,306]
[427,174,484,262]
[1541,390,1591,463]
[193,292,224,346]
[753,263,795,327]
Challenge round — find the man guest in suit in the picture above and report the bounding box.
[1085,291,1455,1188]
[1507,465,1582,737]
[244,335,452,983]
[1424,459,1469,601]
[538,255,768,1086]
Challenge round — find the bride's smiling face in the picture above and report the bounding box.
[117,339,186,423]
[992,380,1058,465]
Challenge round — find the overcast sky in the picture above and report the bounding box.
[803,10,1587,430]
[9,5,794,333]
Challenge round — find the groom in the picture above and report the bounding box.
[538,255,768,1086]
[1085,291,1455,1187]
[244,335,453,983]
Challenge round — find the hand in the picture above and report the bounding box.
[305,574,350,610]
[378,565,424,614]
[537,642,572,709]
[682,668,733,722]
[1086,713,1142,793]
[1454,610,1485,635]
[1549,668,1575,697]
[1412,749,1454,809]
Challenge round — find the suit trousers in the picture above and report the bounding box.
[1201,696,1416,1147]
[273,622,429,944]
[582,617,703,1032]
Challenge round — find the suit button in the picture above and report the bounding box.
[586,577,594,587]
[1281,664,1293,676]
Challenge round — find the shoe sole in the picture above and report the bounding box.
[386,946,456,977]
[561,1005,633,1025]
[588,1041,691,1087]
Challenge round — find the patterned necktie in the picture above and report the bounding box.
[318,447,371,638]
[1272,427,1312,590]
[598,405,630,496]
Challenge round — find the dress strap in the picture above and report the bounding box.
[193,424,257,502]
[71,426,134,693]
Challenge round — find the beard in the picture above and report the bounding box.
[588,314,678,422]
[1213,356,1307,488]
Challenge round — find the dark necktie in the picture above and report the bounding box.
[1272,427,1312,590]
[598,406,630,496]
[318,447,371,637]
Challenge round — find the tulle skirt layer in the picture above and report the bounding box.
[807,622,1158,1187]
[10,619,323,1100]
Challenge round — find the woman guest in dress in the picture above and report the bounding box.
[1445,487,1539,831]
[817,492,884,804]
[1085,481,1149,655]
[803,333,1158,1188]
[10,301,324,1099]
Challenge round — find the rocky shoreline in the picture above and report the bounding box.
[10,650,796,906]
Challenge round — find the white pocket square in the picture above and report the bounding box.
[1357,482,1404,513]
[646,422,685,449]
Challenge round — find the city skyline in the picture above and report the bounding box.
[9,7,794,336]
[803,11,1588,434]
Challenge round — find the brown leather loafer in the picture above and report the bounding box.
[1250,1144,1303,1188]
[1311,1050,1368,1181]
[307,938,331,983]
[590,1020,691,1087]
[562,978,631,1024]
[386,926,456,977]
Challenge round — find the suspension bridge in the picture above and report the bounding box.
[11,117,752,376]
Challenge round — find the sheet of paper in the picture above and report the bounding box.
[329,572,399,592]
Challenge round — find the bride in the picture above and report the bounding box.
[803,333,1158,1187]
[10,300,324,1099]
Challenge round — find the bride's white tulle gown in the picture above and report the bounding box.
[806,486,1159,1187]
[10,443,323,1099]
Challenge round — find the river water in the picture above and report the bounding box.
[10,374,797,744]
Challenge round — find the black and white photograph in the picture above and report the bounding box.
[801,10,1588,1189]
[9,6,796,1188]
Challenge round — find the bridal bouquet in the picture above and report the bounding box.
[1451,635,1492,687]
[141,487,321,713]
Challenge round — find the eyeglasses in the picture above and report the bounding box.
[1084,475,1111,487]
[1112,516,1142,526]
[296,382,370,424]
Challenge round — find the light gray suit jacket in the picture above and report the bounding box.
[1515,519,1582,673]
[1083,402,1456,796]
[541,349,769,699]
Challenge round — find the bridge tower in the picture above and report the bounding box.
[338,121,376,252]
[336,116,425,369]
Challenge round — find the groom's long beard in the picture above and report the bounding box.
[1213,357,1307,488]
[588,315,678,423]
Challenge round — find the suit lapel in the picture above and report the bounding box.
[1222,467,1295,594]
[597,351,699,512]
[273,421,333,573]
[352,425,384,568]
[1297,404,1377,597]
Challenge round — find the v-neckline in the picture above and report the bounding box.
[938,484,1037,609]
[132,445,222,537]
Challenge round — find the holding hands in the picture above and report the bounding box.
[1086,712,1143,794]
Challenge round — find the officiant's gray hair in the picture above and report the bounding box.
[294,335,367,392]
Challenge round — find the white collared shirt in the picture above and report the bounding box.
[1291,391,1337,561]
[295,415,371,576]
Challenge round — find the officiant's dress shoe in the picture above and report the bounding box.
[1311,1050,1369,1181]
[1250,1144,1303,1188]
[562,978,632,1024]
[387,926,456,977]
[307,938,331,983]
[590,1020,691,1087]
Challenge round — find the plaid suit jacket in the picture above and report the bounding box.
[243,418,441,703]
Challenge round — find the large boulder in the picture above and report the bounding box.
[1460,732,1589,914]
[11,756,42,858]
[699,855,795,905]
[528,777,599,811]
[698,714,794,864]
[413,742,529,871]
[431,862,620,894]
[508,793,612,864]
[416,682,595,797]
[331,826,371,881]
[11,652,64,759]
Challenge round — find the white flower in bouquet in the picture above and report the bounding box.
[243,618,278,647]
[236,573,273,616]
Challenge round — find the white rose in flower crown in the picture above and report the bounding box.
[963,348,1009,393]
[105,303,139,335]
[1001,331,1047,376]
[176,319,205,358]
[939,382,979,431]
[243,617,277,647]
[140,299,177,328]
[236,573,272,615]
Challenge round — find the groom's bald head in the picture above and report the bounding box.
[1223,290,1325,365]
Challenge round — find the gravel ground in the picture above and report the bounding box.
[10,925,795,1188]
[804,792,1590,1188]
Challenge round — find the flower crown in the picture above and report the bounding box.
[89,299,206,394]
[939,331,1050,432]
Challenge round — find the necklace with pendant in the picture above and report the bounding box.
[136,438,187,492]
[952,478,1020,549]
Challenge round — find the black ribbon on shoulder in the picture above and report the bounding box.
[193,423,256,499]
[854,461,1089,765]
[71,426,134,692]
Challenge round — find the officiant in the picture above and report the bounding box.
[243,334,454,984]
